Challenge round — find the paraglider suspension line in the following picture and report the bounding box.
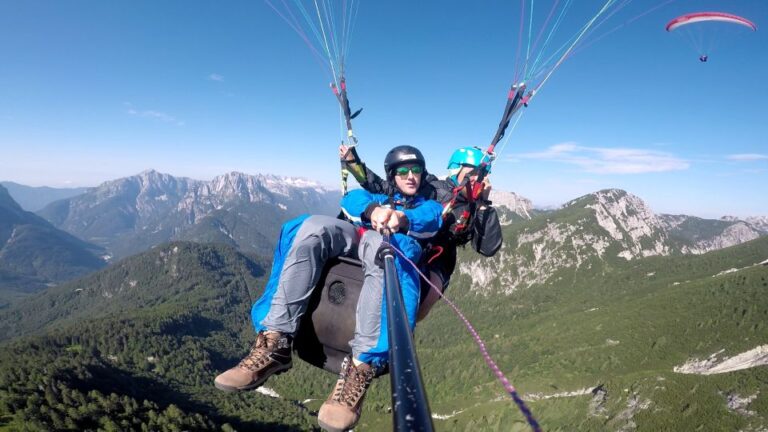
[384,242,542,432]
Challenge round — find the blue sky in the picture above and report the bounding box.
[0,0,765,218]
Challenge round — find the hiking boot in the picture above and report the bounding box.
[317,356,376,432]
[214,331,292,392]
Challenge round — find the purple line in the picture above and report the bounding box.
[529,0,561,60]
[513,0,527,85]
[387,243,542,432]
[264,0,332,78]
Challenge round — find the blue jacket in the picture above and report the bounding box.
[340,189,442,240]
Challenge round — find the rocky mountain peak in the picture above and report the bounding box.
[138,168,160,178]
[137,169,183,187]
[569,189,669,259]
[258,173,329,196]
[594,188,629,201]
[209,172,268,202]
[94,170,196,202]
[208,172,329,201]
[489,190,533,220]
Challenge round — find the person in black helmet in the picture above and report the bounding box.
[215,145,442,432]
[340,143,502,320]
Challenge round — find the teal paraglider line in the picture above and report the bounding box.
[264,0,362,193]
[522,0,536,80]
[264,0,331,78]
[526,0,575,81]
[526,0,564,77]
[528,0,617,102]
[569,0,676,58]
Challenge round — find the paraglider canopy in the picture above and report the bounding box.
[665,11,757,62]
[665,12,757,32]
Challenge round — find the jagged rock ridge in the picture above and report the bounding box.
[37,170,341,259]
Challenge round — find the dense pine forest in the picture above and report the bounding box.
[1,237,767,431]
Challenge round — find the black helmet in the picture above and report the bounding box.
[384,145,426,178]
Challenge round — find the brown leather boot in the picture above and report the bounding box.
[317,356,376,432]
[214,331,292,392]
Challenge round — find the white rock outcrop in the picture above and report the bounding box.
[674,345,768,375]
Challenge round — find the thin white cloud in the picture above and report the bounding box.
[208,73,224,82]
[515,142,689,174]
[125,103,184,126]
[727,153,768,161]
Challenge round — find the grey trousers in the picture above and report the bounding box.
[258,214,421,365]
[261,215,359,334]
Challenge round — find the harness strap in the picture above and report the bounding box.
[356,226,368,239]
[425,245,444,265]
[332,76,362,196]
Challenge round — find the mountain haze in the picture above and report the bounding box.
[0,185,105,302]
[0,181,89,212]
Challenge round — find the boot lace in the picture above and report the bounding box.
[239,333,281,372]
[331,360,375,407]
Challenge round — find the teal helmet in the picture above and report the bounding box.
[446,146,491,173]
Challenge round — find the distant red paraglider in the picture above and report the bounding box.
[666,12,757,62]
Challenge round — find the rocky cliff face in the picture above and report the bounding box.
[459,189,766,294]
[580,189,670,260]
[744,216,768,233]
[489,190,533,224]
[660,214,763,255]
[722,215,768,234]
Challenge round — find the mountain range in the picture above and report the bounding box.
[0,172,766,430]
[35,170,342,260]
[461,188,766,294]
[2,172,766,306]
[4,172,765,268]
